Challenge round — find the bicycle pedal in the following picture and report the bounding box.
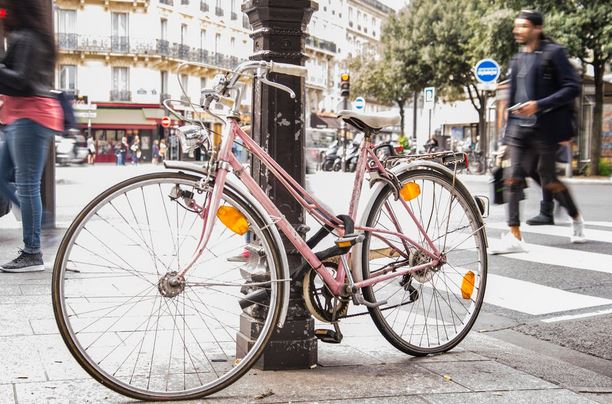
[334,234,365,248]
[314,328,343,344]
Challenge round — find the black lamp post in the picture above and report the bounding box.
[238,0,319,370]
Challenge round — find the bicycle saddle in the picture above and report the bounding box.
[337,110,401,132]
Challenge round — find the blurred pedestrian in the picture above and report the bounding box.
[492,10,585,254]
[0,0,64,272]
[152,139,160,165]
[130,135,141,164]
[159,138,167,162]
[87,135,96,164]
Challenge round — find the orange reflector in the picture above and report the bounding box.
[400,182,421,201]
[337,241,352,248]
[461,271,475,299]
[216,206,249,235]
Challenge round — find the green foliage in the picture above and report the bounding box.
[599,159,612,177]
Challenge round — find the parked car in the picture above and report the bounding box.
[55,130,88,165]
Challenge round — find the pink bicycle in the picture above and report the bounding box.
[52,60,488,401]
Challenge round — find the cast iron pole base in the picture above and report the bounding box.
[239,0,319,370]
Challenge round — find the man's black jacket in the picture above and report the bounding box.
[507,40,580,144]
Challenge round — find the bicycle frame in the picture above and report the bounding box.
[178,118,443,297]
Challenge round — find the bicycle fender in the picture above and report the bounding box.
[164,161,291,328]
[350,160,451,282]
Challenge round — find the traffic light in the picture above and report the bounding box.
[340,73,350,98]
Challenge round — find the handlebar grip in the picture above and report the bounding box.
[269,61,308,77]
[216,95,235,107]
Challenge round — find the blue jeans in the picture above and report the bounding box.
[0,119,55,254]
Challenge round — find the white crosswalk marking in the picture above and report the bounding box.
[484,274,612,315]
[486,237,612,275]
[487,221,611,244]
[484,221,612,320]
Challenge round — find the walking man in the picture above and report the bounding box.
[492,10,586,254]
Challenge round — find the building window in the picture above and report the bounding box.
[180,74,189,101]
[111,12,129,52]
[59,64,77,92]
[111,67,130,101]
[200,77,207,91]
[230,37,235,49]
[57,9,77,49]
[181,24,188,45]
[161,71,168,96]
[160,18,167,40]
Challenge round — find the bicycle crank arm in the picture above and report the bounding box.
[352,293,387,308]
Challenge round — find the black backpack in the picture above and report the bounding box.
[540,41,579,141]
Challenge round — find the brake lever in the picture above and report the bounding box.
[259,74,296,99]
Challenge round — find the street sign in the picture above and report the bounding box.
[73,103,97,111]
[424,87,435,110]
[474,59,500,84]
[161,116,171,128]
[353,96,366,111]
[74,111,97,119]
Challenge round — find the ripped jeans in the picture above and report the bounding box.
[0,119,54,253]
[505,128,578,227]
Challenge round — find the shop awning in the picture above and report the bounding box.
[77,108,162,129]
[310,112,340,129]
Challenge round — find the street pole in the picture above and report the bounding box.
[428,109,432,140]
[240,0,318,370]
[342,96,348,171]
[412,91,418,143]
[42,0,55,229]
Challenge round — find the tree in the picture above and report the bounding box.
[346,57,409,137]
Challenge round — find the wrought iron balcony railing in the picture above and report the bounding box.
[57,34,246,69]
[111,36,129,53]
[200,1,209,12]
[160,93,171,103]
[215,6,224,16]
[156,39,170,56]
[305,35,337,54]
[231,11,237,20]
[110,90,132,101]
[159,0,173,6]
[57,33,78,50]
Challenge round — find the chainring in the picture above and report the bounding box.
[302,263,349,323]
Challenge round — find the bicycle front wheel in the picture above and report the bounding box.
[52,172,285,400]
[361,167,487,356]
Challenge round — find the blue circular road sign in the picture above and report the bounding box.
[354,96,366,111]
[474,59,500,83]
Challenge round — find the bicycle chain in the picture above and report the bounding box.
[338,299,415,319]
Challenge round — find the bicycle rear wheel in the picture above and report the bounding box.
[361,167,487,355]
[52,172,285,400]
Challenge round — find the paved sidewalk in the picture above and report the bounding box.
[0,167,611,403]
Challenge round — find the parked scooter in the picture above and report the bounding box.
[321,140,340,171]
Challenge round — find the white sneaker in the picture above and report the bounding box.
[490,232,527,255]
[570,218,586,244]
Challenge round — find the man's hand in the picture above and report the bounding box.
[513,100,539,117]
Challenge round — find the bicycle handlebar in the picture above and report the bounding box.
[268,61,308,77]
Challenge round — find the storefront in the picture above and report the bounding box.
[77,104,165,163]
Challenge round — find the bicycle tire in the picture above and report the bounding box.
[361,167,487,356]
[52,171,285,401]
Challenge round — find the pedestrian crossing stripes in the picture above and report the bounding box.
[486,225,612,276]
[487,221,612,244]
[484,273,612,316]
[484,221,612,321]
